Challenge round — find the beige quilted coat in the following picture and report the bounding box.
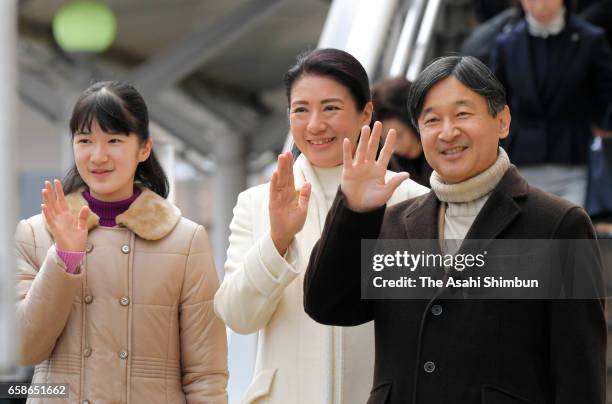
[14,187,228,403]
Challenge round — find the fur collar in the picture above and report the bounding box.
[61,187,181,240]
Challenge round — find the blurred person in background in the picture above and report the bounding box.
[489,0,612,207]
[213,48,427,404]
[581,0,612,235]
[14,81,228,403]
[372,77,433,187]
[461,5,521,65]
[462,0,601,65]
[472,0,514,23]
[581,0,612,47]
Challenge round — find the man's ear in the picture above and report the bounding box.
[139,137,153,162]
[498,105,511,140]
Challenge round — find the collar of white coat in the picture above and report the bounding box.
[293,153,343,229]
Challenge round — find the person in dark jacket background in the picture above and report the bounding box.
[580,0,612,235]
[489,0,612,206]
[461,6,521,65]
[304,56,605,404]
[581,0,612,46]
[371,77,433,187]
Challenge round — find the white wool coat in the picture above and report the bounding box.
[214,155,428,403]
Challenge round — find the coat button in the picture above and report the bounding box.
[424,361,435,373]
[121,245,130,254]
[431,304,442,316]
[119,350,129,359]
[119,296,130,306]
[83,347,92,358]
[86,243,93,253]
[84,295,93,304]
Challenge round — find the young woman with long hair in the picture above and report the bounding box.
[15,81,228,403]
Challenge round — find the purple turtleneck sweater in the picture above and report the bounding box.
[83,189,141,227]
[57,189,142,274]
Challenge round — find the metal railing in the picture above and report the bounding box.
[318,0,444,81]
[406,0,444,81]
[389,0,428,77]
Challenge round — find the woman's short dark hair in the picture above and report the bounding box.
[284,48,371,159]
[63,81,169,198]
[371,77,418,134]
[407,56,507,131]
[284,48,371,111]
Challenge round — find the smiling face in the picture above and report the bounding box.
[289,74,372,168]
[73,120,152,201]
[418,76,510,184]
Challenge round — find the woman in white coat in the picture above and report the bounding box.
[214,48,428,403]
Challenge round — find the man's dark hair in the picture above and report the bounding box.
[407,56,507,131]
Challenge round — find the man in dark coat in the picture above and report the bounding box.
[303,56,606,403]
[489,0,612,206]
[461,6,521,65]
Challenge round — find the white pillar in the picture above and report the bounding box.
[0,0,18,374]
[389,0,427,77]
[407,0,443,81]
[60,93,77,174]
[211,130,251,404]
[212,129,245,277]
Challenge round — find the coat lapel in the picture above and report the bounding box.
[295,154,330,231]
[402,191,440,240]
[115,188,181,240]
[399,166,527,244]
[293,155,337,271]
[462,166,527,246]
[292,155,339,393]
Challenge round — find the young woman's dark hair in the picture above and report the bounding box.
[371,77,418,135]
[407,56,507,132]
[284,48,372,159]
[62,81,169,198]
